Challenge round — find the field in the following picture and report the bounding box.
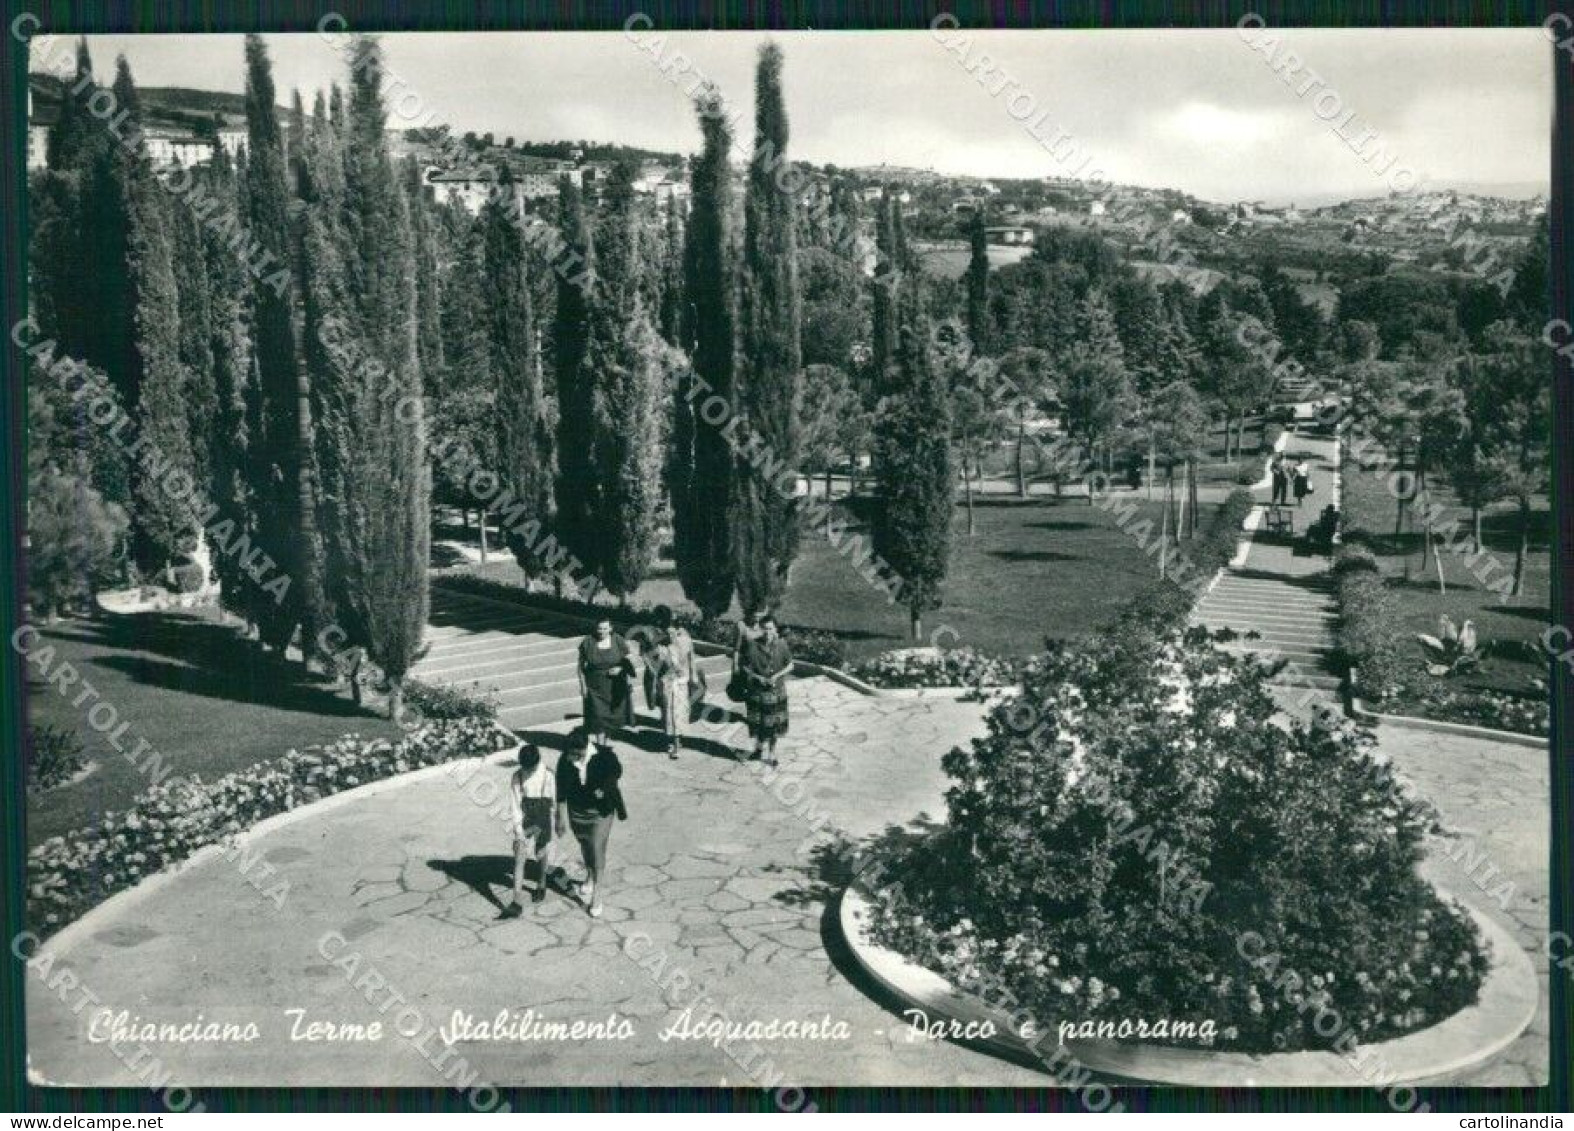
[457,491,1217,662]
[1340,456,1550,699]
[25,611,402,843]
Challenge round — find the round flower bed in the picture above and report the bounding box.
[860,621,1493,1057]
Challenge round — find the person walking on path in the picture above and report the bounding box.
[1293,460,1313,508]
[1271,455,1289,506]
[499,744,555,918]
[646,607,698,759]
[555,728,625,919]
[738,613,793,766]
[578,616,635,747]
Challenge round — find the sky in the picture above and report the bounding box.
[33,27,1553,205]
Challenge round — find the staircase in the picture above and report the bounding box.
[413,588,736,730]
[1194,568,1342,692]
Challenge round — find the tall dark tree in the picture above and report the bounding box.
[480,176,553,579]
[965,209,991,354]
[874,275,952,639]
[733,43,803,613]
[671,88,740,619]
[244,34,328,658]
[202,145,260,624]
[552,176,601,590]
[101,58,198,574]
[316,36,431,718]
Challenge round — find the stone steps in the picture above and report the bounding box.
[415,586,738,732]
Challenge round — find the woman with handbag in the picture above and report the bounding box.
[578,616,635,747]
[738,613,793,766]
[554,728,626,919]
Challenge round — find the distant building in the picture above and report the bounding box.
[217,127,246,159]
[28,124,49,170]
[144,127,216,170]
[984,225,1035,246]
[1088,200,1106,217]
[427,160,584,215]
[1170,208,1192,224]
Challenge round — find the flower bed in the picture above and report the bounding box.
[861,621,1489,1055]
[851,647,1023,691]
[27,717,515,936]
[1332,548,1546,737]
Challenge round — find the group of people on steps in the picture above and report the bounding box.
[498,605,794,920]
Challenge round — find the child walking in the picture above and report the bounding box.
[500,744,555,918]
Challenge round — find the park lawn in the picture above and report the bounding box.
[458,492,1217,662]
[26,609,402,844]
[1340,455,1550,699]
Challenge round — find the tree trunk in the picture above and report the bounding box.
[1016,413,1027,499]
[1146,440,1155,502]
[1159,475,1171,579]
[824,467,833,501]
[1512,497,1530,596]
[387,677,403,723]
[478,508,489,565]
[910,607,922,641]
[963,453,976,536]
[1431,527,1447,594]
[1472,505,1483,554]
[460,507,470,534]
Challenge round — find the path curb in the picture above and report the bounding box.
[838,884,1537,1086]
[30,734,521,964]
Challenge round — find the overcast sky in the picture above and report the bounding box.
[37,28,1552,204]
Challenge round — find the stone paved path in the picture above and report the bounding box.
[26,678,1048,1088]
[1192,427,1342,694]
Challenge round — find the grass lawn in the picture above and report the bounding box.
[457,492,1218,663]
[26,609,402,844]
[1340,456,1549,699]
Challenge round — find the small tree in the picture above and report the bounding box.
[28,468,128,621]
[996,346,1052,499]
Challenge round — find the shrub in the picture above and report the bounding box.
[168,560,206,594]
[1332,545,1407,702]
[26,724,87,794]
[401,677,499,722]
[865,623,1487,1054]
[1233,460,1262,485]
[782,626,848,669]
[26,717,516,936]
[853,647,1023,689]
[1114,488,1254,635]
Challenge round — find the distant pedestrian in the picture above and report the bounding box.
[1293,461,1312,507]
[1271,455,1289,506]
[578,617,635,747]
[555,728,625,919]
[738,613,793,766]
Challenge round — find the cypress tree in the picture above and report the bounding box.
[874,272,952,640]
[965,208,990,354]
[324,35,431,719]
[480,177,553,579]
[170,195,216,479]
[671,88,739,620]
[202,144,259,625]
[592,167,671,600]
[103,58,198,574]
[869,193,899,393]
[733,43,803,614]
[407,157,446,385]
[552,176,600,589]
[244,34,327,659]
